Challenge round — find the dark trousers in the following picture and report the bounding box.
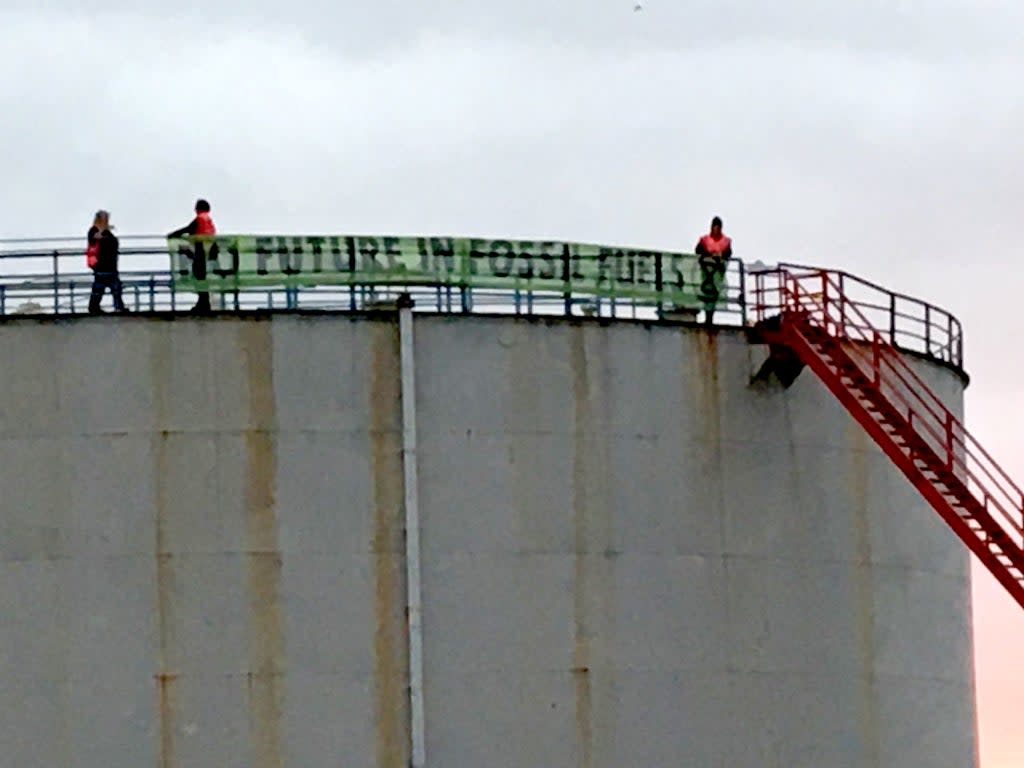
[192,242,212,312]
[89,271,126,312]
[698,256,727,324]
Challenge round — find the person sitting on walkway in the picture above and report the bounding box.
[694,215,733,325]
[87,210,128,314]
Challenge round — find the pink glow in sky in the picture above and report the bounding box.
[966,389,1024,767]
[973,560,1024,768]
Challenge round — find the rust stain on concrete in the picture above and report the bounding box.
[155,671,179,768]
[570,328,594,768]
[369,320,410,768]
[241,322,285,768]
[155,535,178,768]
[847,422,881,766]
[155,548,178,766]
[694,330,722,449]
[691,331,726,551]
[152,326,178,768]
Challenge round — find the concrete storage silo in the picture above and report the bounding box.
[0,247,978,767]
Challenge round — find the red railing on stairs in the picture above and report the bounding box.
[752,266,1024,610]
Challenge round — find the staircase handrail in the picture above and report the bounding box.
[775,261,964,368]
[779,273,957,460]
[806,271,1022,508]
[759,267,1024,544]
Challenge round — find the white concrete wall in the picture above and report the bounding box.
[0,312,976,767]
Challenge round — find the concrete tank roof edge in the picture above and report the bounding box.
[0,306,970,387]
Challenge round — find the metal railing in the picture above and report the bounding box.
[0,237,965,371]
[0,235,749,325]
[751,262,964,370]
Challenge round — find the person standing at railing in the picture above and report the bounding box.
[694,216,732,325]
[168,198,217,314]
[87,210,128,314]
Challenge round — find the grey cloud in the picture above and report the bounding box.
[5,1,1024,56]
[0,2,1021,350]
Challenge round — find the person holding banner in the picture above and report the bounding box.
[694,216,732,325]
[168,199,217,314]
[87,210,128,314]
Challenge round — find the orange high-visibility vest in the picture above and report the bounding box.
[195,211,216,235]
[698,233,731,255]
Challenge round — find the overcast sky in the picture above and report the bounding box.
[2,1,1023,764]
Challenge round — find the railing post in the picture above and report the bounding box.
[751,272,761,322]
[737,259,747,326]
[654,251,664,318]
[52,249,60,314]
[0,284,5,315]
[820,271,830,334]
[767,271,774,320]
[562,243,572,316]
[947,314,954,365]
[945,411,954,470]
[872,336,881,387]
[925,304,932,356]
[347,236,357,311]
[889,293,897,346]
[838,273,846,337]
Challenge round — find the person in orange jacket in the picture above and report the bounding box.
[168,198,217,314]
[694,216,732,324]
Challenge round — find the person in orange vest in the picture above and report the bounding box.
[694,215,733,324]
[168,198,217,314]
[87,210,128,314]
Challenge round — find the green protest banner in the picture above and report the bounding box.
[167,233,728,308]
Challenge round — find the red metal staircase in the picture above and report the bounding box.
[751,266,1024,609]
